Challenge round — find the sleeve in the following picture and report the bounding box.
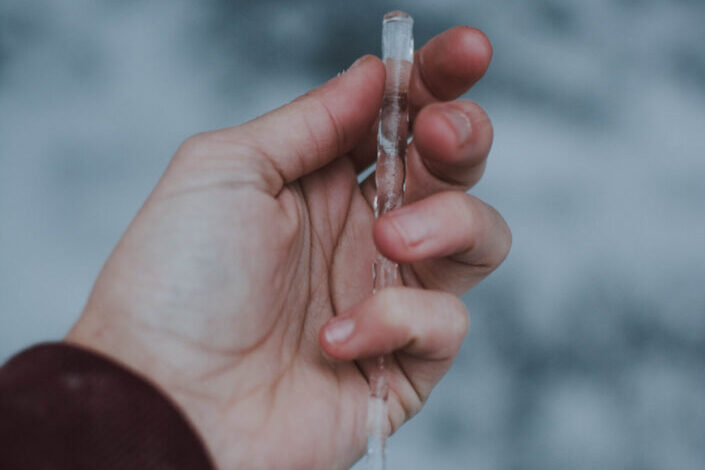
[0,342,215,470]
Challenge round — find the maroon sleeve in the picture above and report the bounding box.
[0,343,215,470]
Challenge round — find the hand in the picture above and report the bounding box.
[67,26,511,470]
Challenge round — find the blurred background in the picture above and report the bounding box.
[1,0,704,468]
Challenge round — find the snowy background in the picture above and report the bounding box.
[1,1,704,468]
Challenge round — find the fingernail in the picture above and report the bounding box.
[349,55,367,70]
[443,108,472,145]
[388,208,430,247]
[324,318,355,344]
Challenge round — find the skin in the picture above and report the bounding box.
[67,26,511,470]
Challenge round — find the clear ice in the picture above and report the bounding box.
[367,10,414,470]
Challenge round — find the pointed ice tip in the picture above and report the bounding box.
[384,10,411,21]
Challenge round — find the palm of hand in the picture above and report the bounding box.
[69,28,510,470]
[169,146,425,469]
[78,146,418,469]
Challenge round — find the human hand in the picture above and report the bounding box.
[67,26,511,470]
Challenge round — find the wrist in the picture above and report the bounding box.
[66,311,241,470]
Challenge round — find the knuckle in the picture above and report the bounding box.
[451,192,483,238]
[442,293,470,338]
[176,132,214,161]
[170,130,285,194]
[310,94,346,155]
[453,196,512,273]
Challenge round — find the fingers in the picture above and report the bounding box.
[200,55,385,193]
[359,99,493,205]
[405,100,493,202]
[374,191,511,295]
[409,26,493,121]
[320,287,469,362]
[351,27,493,175]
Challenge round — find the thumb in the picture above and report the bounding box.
[214,55,384,189]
